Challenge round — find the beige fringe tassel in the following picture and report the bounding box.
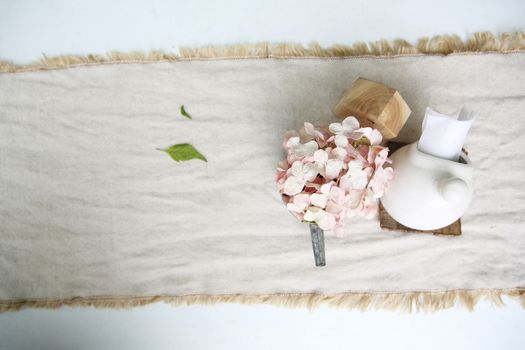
[1,289,524,313]
[1,31,524,73]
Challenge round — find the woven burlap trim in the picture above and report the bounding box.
[1,31,524,73]
[2,289,524,313]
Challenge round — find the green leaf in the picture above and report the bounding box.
[352,137,371,148]
[180,105,192,119]
[160,143,207,163]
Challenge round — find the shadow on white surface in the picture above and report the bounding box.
[1,298,524,350]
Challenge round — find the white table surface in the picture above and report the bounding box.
[1,1,524,349]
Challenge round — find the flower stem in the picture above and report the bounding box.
[309,223,326,267]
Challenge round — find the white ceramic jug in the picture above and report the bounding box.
[380,142,474,230]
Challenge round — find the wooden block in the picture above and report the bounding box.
[378,141,462,236]
[334,78,411,139]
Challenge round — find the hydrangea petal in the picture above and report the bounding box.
[302,163,319,181]
[341,117,360,133]
[286,136,300,149]
[310,193,328,208]
[347,189,365,209]
[325,159,344,180]
[326,201,344,215]
[320,182,333,194]
[356,127,383,145]
[282,131,299,148]
[293,140,319,157]
[287,193,311,213]
[313,149,328,164]
[335,134,349,147]
[290,161,303,177]
[304,122,325,140]
[369,166,394,198]
[303,206,321,221]
[316,211,336,230]
[369,129,383,145]
[283,176,305,196]
[329,122,343,134]
[329,186,346,205]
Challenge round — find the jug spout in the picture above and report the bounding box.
[437,177,469,203]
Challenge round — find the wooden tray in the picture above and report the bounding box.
[379,202,461,236]
[378,142,462,236]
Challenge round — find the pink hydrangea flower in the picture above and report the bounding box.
[277,117,394,236]
[282,160,319,196]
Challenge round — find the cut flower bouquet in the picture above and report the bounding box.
[276,117,394,236]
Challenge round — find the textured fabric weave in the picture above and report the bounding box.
[0,53,524,305]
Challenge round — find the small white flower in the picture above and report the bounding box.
[282,161,318,195]
[309,183,332,209]
[303,122,325,140]
[325,159,344,180]
[340,160,370,191]
[286,137,319,157]
[286,194,311,213]
[313,149,344,181]
[329,117,360,136]
[355,127,383,145]
[283,177,306,196]
[303,206,336,230]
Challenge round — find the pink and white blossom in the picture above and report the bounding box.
[329,117,360,137]
[282,160,318,195]
[277,116,394,236]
